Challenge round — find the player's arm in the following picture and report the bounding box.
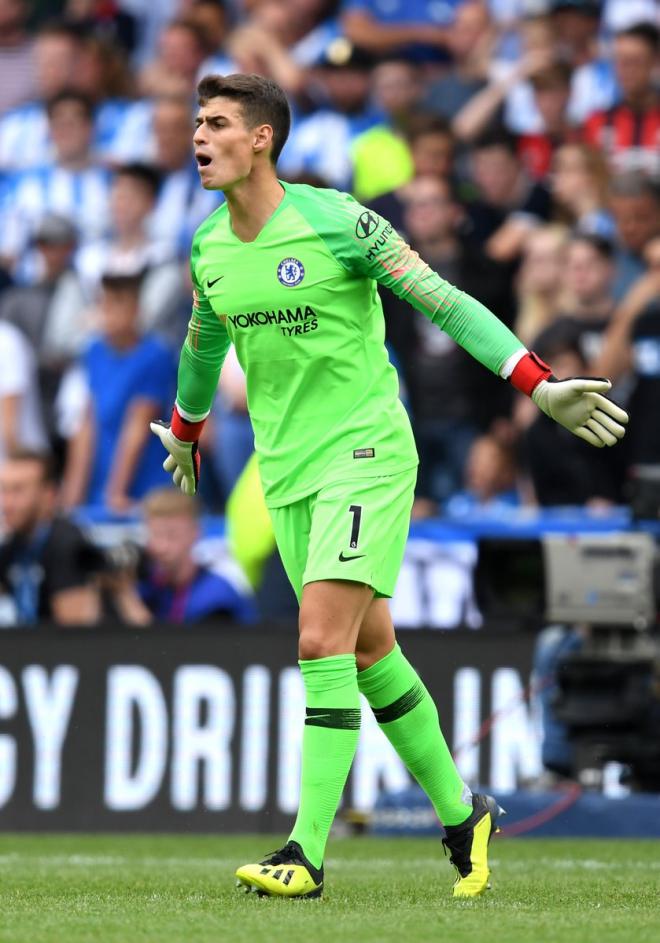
[338,196,628,447]
[150,278,231,494]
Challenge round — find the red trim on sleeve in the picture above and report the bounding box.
[509,352,553,397]
[171,406,206,442]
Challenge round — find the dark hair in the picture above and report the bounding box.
[530,60,573,91]
[116,163,162,199]
[46,89,94,121]
[165,17,207,51]
[532,318,585,365]
[610,171,660,203]
[197,73,291,163]
[472,126,518,157]
[616,22,660,53]
[4,449,57,485]
[100,270,144,293]
[569,232,615,261]
[407,114,455,145]
[36,21,84,44]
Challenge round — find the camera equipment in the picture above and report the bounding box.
[476,529,660,790]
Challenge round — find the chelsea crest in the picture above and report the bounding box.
[277,257,305,287]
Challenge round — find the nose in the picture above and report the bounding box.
[193,122,207,146]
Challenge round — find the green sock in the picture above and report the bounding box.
[358,643,471,826]
[289,654,361,869]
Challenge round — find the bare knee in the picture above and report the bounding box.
[298,626,345,661]
[355,598,396,671]
[297,580,373,660]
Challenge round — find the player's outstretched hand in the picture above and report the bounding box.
[531,377,628,448]
[150,419,201,495]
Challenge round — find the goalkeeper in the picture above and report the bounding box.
[151,73,628,900]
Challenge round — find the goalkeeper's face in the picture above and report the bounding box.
[194,96,273,191]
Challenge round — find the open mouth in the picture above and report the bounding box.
[196,154,212,168]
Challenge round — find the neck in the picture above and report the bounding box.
[109,329,139,350]
[18,511,49,541]
[168,558,197,587]
[0,28,26,48]
[573,296,612,318]
[59,155,91,171]
[417,234,459,260]
[573,191,600,216]
[225,169,285,242]
[115,228,147,250]
[624,88,655,112]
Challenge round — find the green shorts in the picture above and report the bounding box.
[269,468,417,602]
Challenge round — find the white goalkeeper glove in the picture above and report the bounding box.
[509,352,628,448]
[150,407,206,495]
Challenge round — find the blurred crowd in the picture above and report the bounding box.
[0,0,658,625]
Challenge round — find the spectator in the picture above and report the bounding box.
[460,11,610,139]
[187,0,229,62]
[0,22,84,172]
[341,0,457,61]
[515,224,570,345]
[64,0,137,55]
[150,95,221,254]
[0,213,87,362]
[222,6,307,100]
[422,0,494,120]
[139,17,208,98]
[0,323,48,462]
[548,0,618,124]
[466,127,552,264]
[452,35,556,141]
[0,0,36,113]
[279,40,377,191]
[532,622,583,779]
[77,163,188,346]
[393,175,515,512]
[597,234,660,382]
[518,319,623,505]
[584,22,660,176]
[350,58,421,201]
[595,235,660,467]
[138,487,257,624]
[550,142,615,239]
[74,32,141,162]
[444,432,519,514]
[454,54,578,180]
[609,172,660,300]
[0,450,102,625]
[0,90,112,278]
[0,214,89,441]
[554,234,617,365]
[369,115,457,235]
[111,94,222,252]
[61,270,175,511]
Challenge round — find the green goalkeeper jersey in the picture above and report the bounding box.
[178,181,523,508]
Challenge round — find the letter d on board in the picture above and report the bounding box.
[104,666,167,810]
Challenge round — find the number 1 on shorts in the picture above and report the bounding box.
[348,505,362,549]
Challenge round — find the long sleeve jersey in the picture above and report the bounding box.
[177,181,524,508]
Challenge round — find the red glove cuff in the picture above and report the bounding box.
[170,406,206,442]
[509,351,553,397]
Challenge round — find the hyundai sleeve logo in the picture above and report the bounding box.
[356,211,379,239]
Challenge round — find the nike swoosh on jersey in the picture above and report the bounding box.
[207,275,224,287]
[338,552,366,562]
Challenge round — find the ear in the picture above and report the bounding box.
[252,123,274,155]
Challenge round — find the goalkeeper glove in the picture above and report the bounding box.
[150,407,205,495]
[509,352,628,448]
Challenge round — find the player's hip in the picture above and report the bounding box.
[270,468,417,600]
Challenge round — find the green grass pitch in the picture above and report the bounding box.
[1,834,659,943]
